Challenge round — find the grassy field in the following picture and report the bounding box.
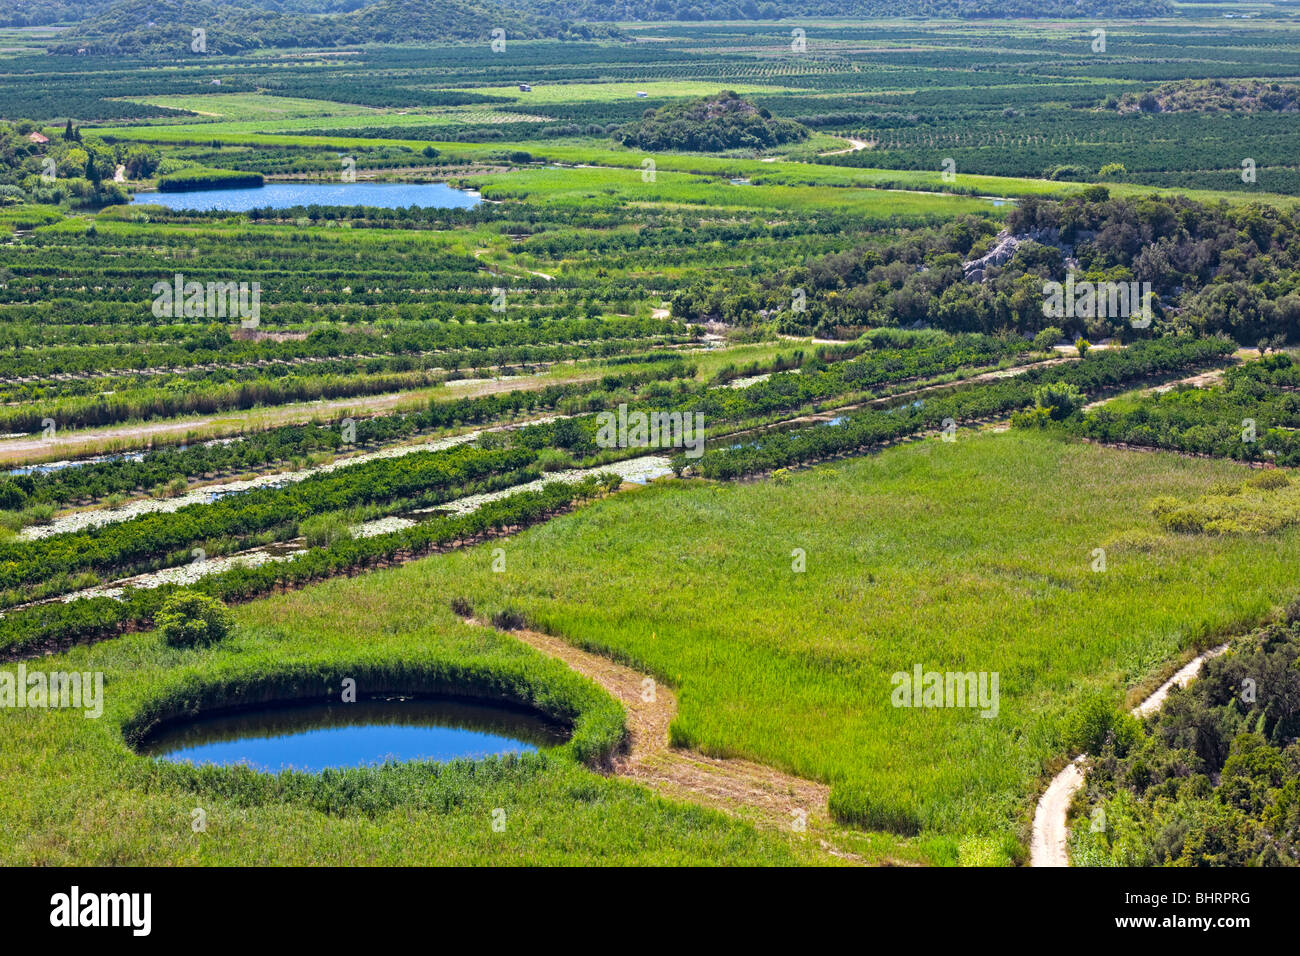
[10,430,1296,864]
[286,429,1296,861]
[0,596,828,865]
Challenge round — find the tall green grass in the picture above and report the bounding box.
[0,602,827,865]
[320,430,1300,852]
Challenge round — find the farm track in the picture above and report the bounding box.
[483,621,868,864]
[0,371,599,465]
[1029,644,1228,867]
[1082,362,1232,411]
[0,350,554,387]
[819,136,869,156]
[16,356,1056,537]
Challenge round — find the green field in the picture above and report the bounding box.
[0,604,827,865]
[3,12,1300,874]
[8,430,1291,864]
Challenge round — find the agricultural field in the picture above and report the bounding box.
[0,0,1298,929]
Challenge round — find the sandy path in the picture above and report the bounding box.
[1083,366,1229,411]
[1029,643,1229,867]
[0,372,593,465]
[820,137,869,156]
[496,624,860,860]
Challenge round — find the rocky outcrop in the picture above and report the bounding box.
[963,227,1081,282]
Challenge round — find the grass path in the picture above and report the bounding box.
[487,620,867,863]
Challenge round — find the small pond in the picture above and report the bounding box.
[132,182,481,212]
[139,696,569,773]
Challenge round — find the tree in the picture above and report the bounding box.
[1075,337,1091,357]
[156,590,234,648]
[1034,326,1063,353]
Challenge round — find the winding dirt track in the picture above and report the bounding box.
[1029,644,1228,867]
[491,623,865,862]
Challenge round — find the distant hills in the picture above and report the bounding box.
[491,0,1176,20]
[10,0,1182,34]
[43,0,616,55]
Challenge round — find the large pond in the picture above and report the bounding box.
[132,181,481,212]
[139,696,569,773]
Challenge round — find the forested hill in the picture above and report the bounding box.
[13,0,1180,31]
[615,91,809,151]
[45,0,615,55]
[494,0,1175,20]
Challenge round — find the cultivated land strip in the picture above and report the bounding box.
[0,371,599,464]
[1029,644,1229,867]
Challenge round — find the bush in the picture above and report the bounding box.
[1033,327,1063,353]
[1034,382,1085,420]
[491,608,526,631]
[156,590,234,648]
[299,513,353,549]
[1066,694,1143,756]
[1246,469,1290,491]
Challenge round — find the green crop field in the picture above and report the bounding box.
[2,2,1300,902]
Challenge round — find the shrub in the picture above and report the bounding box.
[1034,382,1085,420]
[1033,327,1063,353]
[1246,470,1290,491]
[491,608,526,631]
[1066,695,1143,756]
[299,513,353,549]
[156,590,234,648]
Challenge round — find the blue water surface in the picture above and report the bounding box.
[132,181,480,212]
[142,697,567,773]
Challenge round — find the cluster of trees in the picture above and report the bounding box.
[0,120,155,207]
[1072,621,1300,866]
[614,91,808,153]
[1110,79,1300,115]
[674,192,1300,345]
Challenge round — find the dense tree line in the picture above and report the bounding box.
[694,337,1232,478]
[676,192,1300,345]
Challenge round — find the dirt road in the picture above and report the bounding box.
[1029,644,1228,866]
